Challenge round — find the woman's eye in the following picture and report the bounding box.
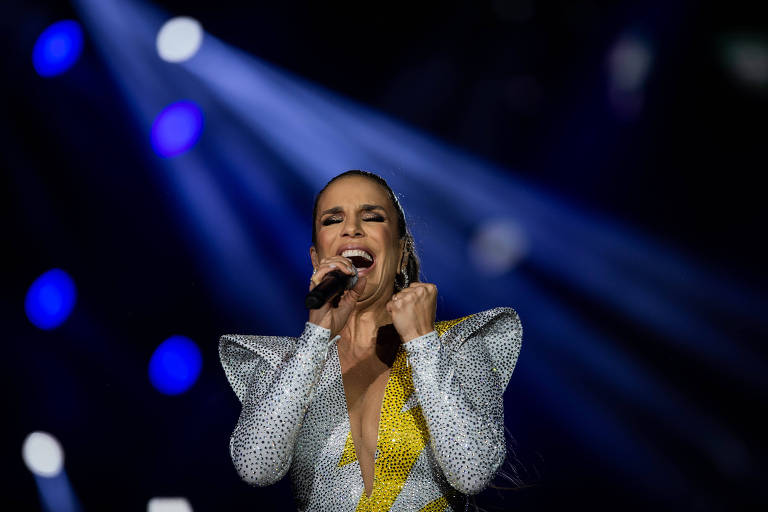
[322,215,384,225]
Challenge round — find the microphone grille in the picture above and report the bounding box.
[346,267,359,289]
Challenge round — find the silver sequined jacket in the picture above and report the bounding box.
[219,307,522,511]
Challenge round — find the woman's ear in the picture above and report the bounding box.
[309,246,319,270]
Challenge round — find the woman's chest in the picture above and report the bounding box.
[291,345,432,508]
[294,347,429,474]
[340,356,391,463]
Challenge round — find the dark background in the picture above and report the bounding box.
[4,1,767,510]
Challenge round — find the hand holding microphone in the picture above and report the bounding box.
[307,256,366,337]
[305,266,358,310]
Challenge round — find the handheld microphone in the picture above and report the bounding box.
[305,268,358,309]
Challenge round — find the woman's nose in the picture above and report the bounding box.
[341,217,363,237]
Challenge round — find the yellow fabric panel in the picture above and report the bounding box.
[434,315,471,338]
[351,346,429,511]
[419,496,449,512]
[338,431,357,467]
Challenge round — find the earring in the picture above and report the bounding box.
[399,244,410,289]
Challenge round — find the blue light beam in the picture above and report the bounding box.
[33,472,83,512]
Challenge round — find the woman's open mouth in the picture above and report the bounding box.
[340,248,375,276]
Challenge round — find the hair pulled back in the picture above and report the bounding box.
[311,170,420,292]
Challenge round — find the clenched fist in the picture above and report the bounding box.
[386,282,437,342]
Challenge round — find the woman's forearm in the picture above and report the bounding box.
[228,322,335,486]
[405,331,506,495]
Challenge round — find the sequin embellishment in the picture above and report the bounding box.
[434,316,470,338]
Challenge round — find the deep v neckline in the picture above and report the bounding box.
[335,343,399,499]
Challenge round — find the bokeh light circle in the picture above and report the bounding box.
[25,269,77,330]
[156,17,203,63]
[149,335,203,395]
[150,100,204,157]
[22,431,64,477]
[32,20,84,77]
[147,497,193,512]
[721,35,768,87]
[608,35,653,92]
[468,218,529,276]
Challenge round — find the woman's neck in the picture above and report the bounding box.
[338,299,396,360]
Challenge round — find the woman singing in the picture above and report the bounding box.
[219,170,522,511]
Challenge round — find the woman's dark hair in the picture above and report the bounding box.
[311,170,420,292]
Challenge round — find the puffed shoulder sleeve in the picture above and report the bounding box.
[459,307,523,389]
[404,307,522,495]
[219,332,296,403]
[218,323,336,486]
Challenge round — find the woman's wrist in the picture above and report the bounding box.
[401,328,437,344]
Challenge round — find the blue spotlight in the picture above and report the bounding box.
[25,269,77,330]
[149,335,202,395]
[32,20,84,77]
[150,100,204,157]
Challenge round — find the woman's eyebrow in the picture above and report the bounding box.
[320,206,343,216]
[360,204,386,212]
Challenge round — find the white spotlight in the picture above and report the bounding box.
[147,497,193,512]
[468,218,529,276]
[22,431,64,477]
[722,37,768,87]
[156,17,203,63]
[608,35,653,93]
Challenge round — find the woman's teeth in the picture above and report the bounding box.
[341,249,373,262]
[341,249,374,270]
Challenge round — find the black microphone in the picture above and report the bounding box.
[305,268,358,309]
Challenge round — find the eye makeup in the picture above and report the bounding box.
[320,212,386,226]
[320,205,387,226]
